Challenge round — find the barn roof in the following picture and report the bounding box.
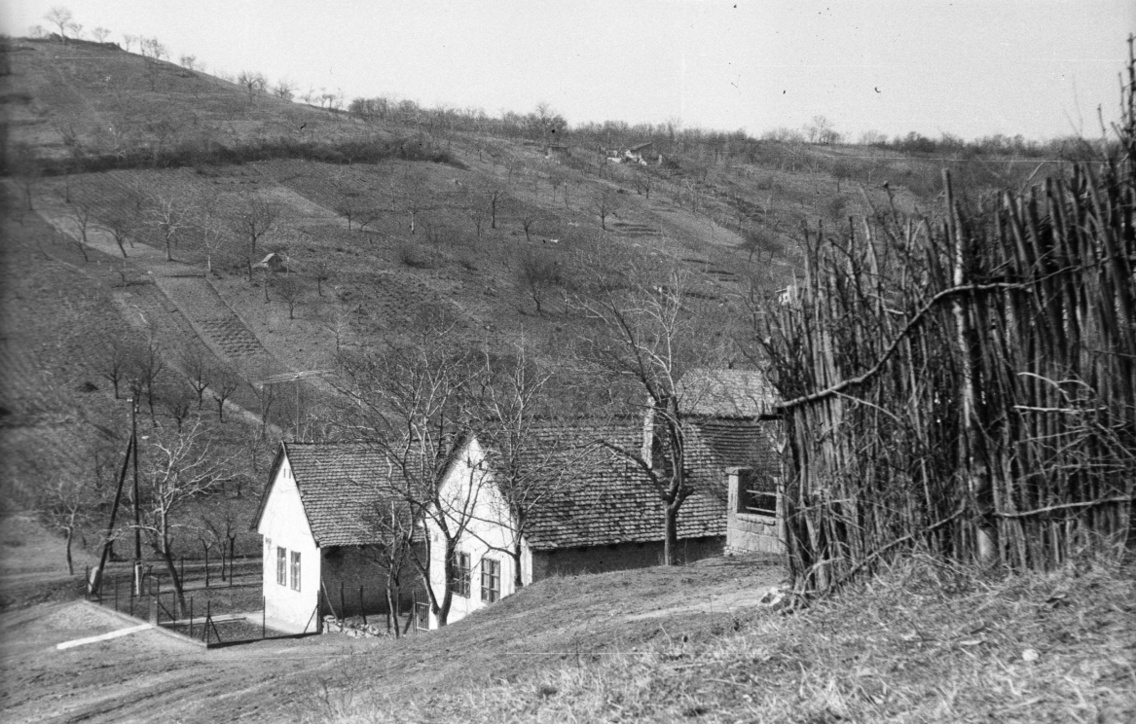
[511,421,729,551]
[676,368,778,419]
[278,441,404,548]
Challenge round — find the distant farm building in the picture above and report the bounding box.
[253,252,289,273]
[675,369,786,556]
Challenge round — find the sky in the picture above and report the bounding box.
[3,1,1133,142]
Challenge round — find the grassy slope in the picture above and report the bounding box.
[318,556,1136,724]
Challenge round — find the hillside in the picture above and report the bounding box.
[1,514,1131,723]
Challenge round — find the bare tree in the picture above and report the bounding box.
[192,190,226,274]
[44,6,74,41]
[516,249,560,315]
[178,54,197,70]
[160,382,195,431]
[181,347,211,409]
[474,343,589,589]
[591,187,620,231]
[273,274,304,319]
[100,338,135,398]
[577,269,709,565]
[273,79,295,102]
[98,203,135,258]
[38,470,99,575]
[149,194,192,261]
[62,191,95,262]
[92,27,110,43]
[136,418,228,615]
[310,259,332,297]
[210,364,240,422]
[334,321,487,627]
[126,336,165,424]
[518,211,540,243]
[335,191,378,232]
[237,71,267,102]
[359,497,416,637]
[228,195,280,279]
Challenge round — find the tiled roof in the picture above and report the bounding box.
[283,442,404,548]
[515,421,729,551]
[677,368,778,419]
[694,418,781,471]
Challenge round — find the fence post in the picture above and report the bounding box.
[360,586,366,625]
[114,577,119,611]
[339,581,345,623]
[180,556,184,586]
[129,584,134,618]
[205,600,211,644]
[190,597,194,638]
[262,597,266,640]
[204,548,210,588]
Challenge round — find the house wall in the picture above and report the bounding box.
[425,438,521,629]
[320,546,392,618]
[530,536,724,580]
[726,469,786,556]
[257,457,321,632]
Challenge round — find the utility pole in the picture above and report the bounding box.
[91,435,133,596]
[132,397,143,595]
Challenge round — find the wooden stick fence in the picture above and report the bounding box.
[759,39,1136,592]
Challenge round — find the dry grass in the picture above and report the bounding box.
[320,553,1135,723]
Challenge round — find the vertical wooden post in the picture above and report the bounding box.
[946,170,996,566]
[359,586,366,625]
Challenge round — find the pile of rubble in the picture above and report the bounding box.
[322,615,391,638]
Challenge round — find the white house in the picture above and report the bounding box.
[252,442,415,633]
[422,435,523,629]
[420,420,735,629]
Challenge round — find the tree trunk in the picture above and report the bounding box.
[160,523,186,617]
[512,540,525,589]
[65,526,75,576]
[663,503,678,566]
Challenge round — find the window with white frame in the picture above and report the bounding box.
[452,551,471,598]
[480,558,501,603]
[276,546,287,586]
[290,551,301,591]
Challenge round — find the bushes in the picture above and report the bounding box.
[25,134,463,177]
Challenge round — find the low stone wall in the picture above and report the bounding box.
[726,512,785,555]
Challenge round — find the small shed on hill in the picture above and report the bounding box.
[251,442,418,632]
[253,252,288,273]
[676,368,785,556]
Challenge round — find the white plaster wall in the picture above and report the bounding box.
[426,438,526,629]
[257,456,322,631]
